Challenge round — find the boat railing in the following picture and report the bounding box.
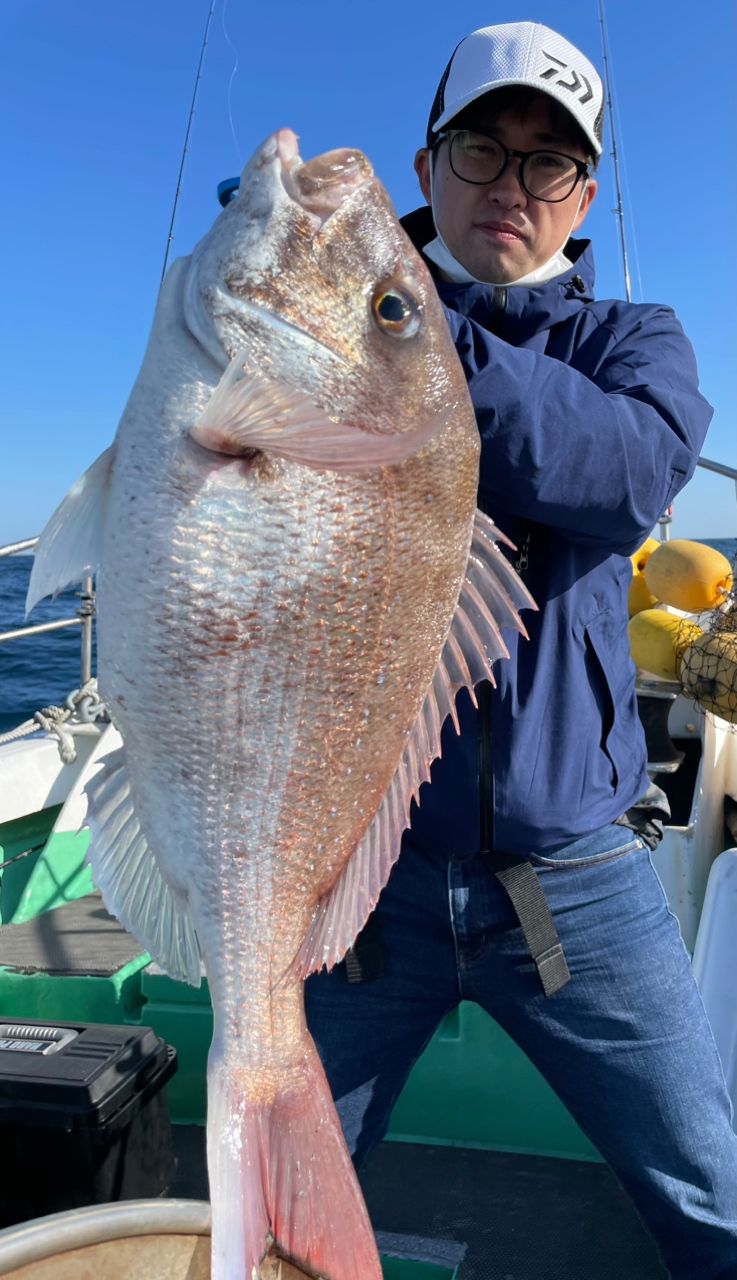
[698,456,737,482]
[655,456,737,541]
[0,539,94,687]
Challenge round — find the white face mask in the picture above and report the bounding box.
[423,152,588,287]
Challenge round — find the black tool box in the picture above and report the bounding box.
[0,1020,177,1226]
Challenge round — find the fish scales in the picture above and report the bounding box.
[100,443,470,972]
[26,127,534,1280]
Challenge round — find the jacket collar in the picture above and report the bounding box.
[400,205,595,339]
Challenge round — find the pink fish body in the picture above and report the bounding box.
[27,129,534,1279]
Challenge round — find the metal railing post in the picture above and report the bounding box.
[78,577,95,686]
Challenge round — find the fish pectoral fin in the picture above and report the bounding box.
[26,445,115,615]
[84,749,201,987]
[295,509,536,978]
[190,349,444,471]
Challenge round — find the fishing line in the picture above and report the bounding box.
[599,1,644,300]
[597,0,633,302]
[221,0,244,169]
[160,0,217,286]
[617,129,645,303]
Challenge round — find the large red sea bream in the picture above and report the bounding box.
[27,128,534,1280]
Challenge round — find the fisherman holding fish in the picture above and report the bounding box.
[28,17,737,1280]
[305,22,737,1280]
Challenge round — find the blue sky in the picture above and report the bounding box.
[2,0,735,543]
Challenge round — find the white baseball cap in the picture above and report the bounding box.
[427,22,604,158]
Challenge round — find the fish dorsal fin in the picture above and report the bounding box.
[26,446,114,615]
[294,510,536,977]
[191,350,445,471]
[84,748,201,987]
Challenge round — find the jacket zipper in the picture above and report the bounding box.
[488,287,507,336]
[478,682,493,854]
[514,528,531,578]
[477,287,507,855]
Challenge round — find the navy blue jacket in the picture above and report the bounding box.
[400,208,713,856]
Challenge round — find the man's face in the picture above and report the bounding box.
[414,93,598,284]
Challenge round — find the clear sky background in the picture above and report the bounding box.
[2,0,735,545]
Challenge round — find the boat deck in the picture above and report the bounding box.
[0,892,140,975]
[171,1126,667,1279]
[0,891,668,1277]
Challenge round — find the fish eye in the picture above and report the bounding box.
[372,286,422,338]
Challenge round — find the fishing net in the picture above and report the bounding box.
[677,555,737,726]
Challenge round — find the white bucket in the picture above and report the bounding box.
[0,1199,211,1278]
[0,1199,313,1278]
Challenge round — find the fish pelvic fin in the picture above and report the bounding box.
[190,349,445,471]
[26,446,114,615]
[207,1042,382,1280]
[84,748,202,987]
[294,509,537,978]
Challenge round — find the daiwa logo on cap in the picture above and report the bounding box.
[540,52,594,105]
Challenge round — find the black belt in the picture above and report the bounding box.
[343,856,570,997]
[343,910,384,984]
[493,855,571,997]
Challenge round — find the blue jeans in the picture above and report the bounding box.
[305,824,737,1280]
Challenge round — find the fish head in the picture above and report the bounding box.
[183,128,473,443]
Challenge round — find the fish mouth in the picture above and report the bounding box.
[183,130,371,386]
[204,130,370,367]
[274,128,374,221]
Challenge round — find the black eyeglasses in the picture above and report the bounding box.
[438,129,590,203]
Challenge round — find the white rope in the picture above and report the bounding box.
[0,679,108,763]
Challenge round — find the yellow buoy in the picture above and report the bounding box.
[679,630,737,723]
[628,608,703,681]
[628,536,661,616]
[643,540,733,613]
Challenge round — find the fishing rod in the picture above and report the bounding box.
[160,0,217,285]
[597,0,632,303]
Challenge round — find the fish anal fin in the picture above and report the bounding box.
[26,446,114,615]
[84,749,201,986]
[294,508,535,978]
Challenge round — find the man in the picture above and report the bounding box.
[305,22,737,1279]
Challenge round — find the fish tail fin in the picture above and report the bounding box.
[207,1042,382,1280]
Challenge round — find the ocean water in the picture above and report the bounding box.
[0,556,97,734]
[1,540,735,736]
